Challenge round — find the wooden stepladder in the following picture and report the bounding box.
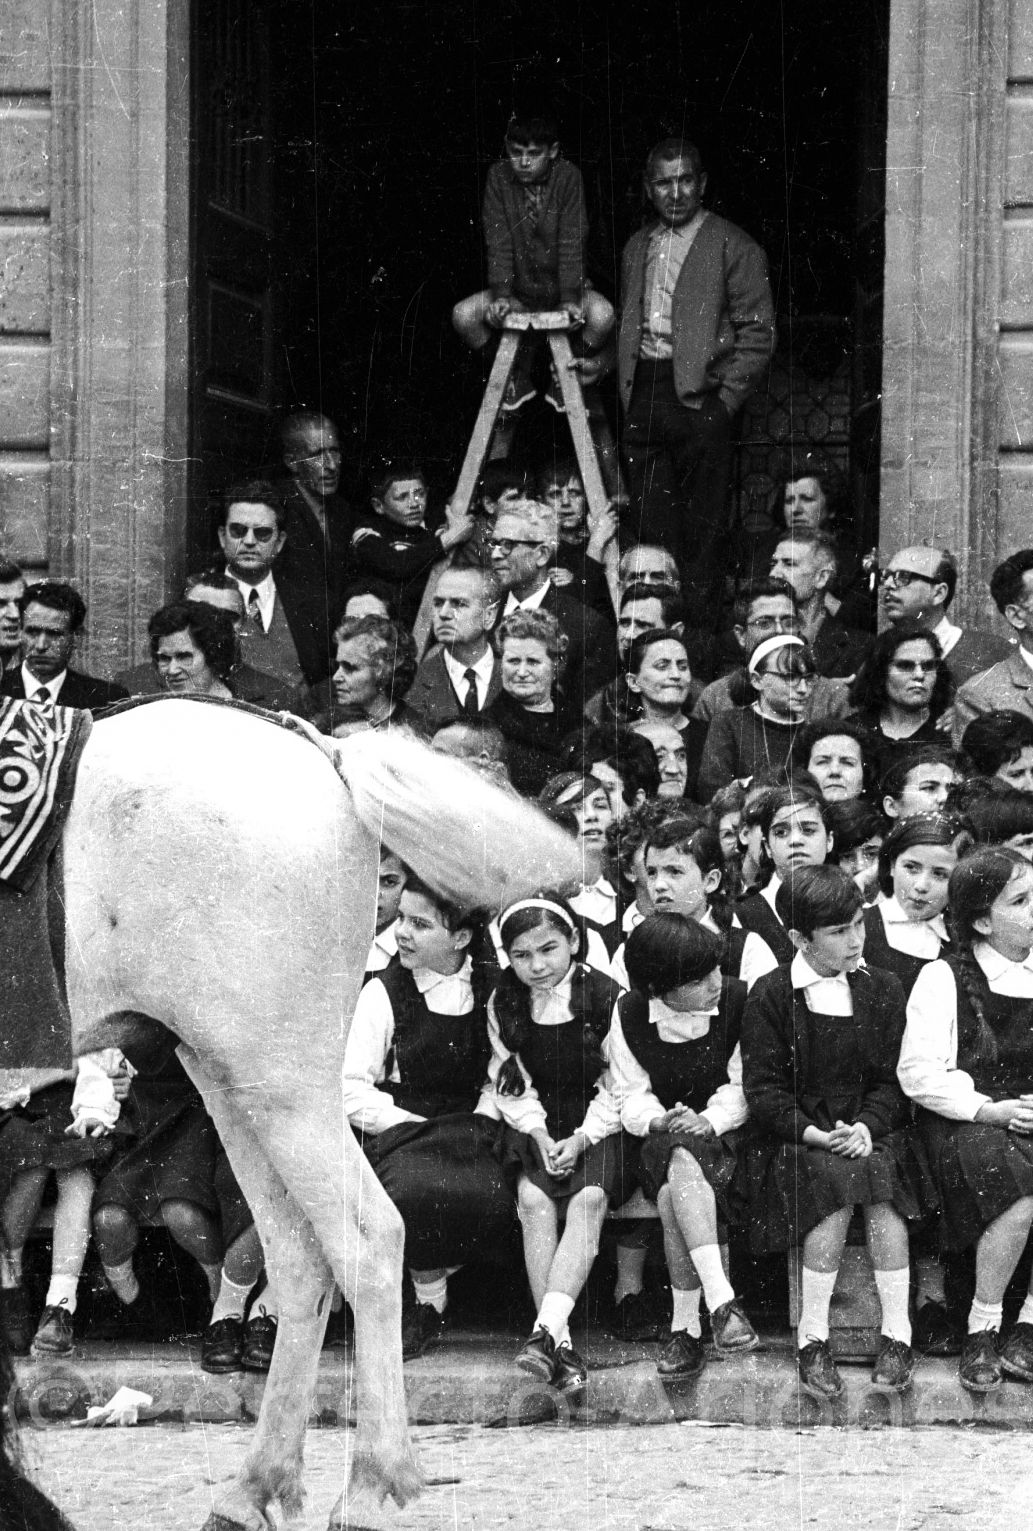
[449,310,611,522]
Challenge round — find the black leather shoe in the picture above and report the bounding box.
[959,1329,1001,1393]
[871,1336,915,1392]
[606,1291,662,1342]
[31,1304,74,1357]
[1,1285,34,1356]
[552,1342,588,1395]
[657,1330,706,1381]
[240,1313,278,1372]
[710,1298,760,1355]
[401,1302,446,1361]
[797,1338,844,1398]
[999,1321,1033,1383]
[200,1316,244,1374]
[913,1299,963,1357]
[515,1325,556,1381]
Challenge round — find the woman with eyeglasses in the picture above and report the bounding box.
[698,634,817,801]
[847,619,955,782]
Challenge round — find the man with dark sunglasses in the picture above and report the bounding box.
[880,544,1010,685]
[216,480,332,707]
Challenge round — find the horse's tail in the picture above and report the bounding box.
[335,729,580,911]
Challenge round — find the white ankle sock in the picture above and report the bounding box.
[251,1279,278,1322]
[798,1267,838,1348]
[670,1287,702,1339]
[1018,1295,1033,1328]
[0,1247,23,1290]
[536,1291,575,1341]
[690,1244,735,1314]
[968,1298,1003,1336]
[102,1258,140,1306]
[412,1274,448,1314]
[874,1266,912,1344]
[210,1271,253,1324]
[45,1275,78,1314]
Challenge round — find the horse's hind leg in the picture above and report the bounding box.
[181,1052,333,1531]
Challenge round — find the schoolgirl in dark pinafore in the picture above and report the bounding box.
[93,1042,250,1249]
[357,960,513,1270]
[494,962,633,1205]
[616,977,747,1213]
[914,952,1033,1252]
[741,963,924,1255]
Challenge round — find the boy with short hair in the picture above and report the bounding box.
[452,109,613,411]
[537,458,617,618]
[350,463,474,627]
[881,747,960,822]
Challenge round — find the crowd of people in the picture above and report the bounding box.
[3,109,1033,1408]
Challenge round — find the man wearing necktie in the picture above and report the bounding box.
[407,567,503,734]
[0,581,128,715]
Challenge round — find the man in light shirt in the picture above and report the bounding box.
[606,138,775,618]
[879,545,1010,687]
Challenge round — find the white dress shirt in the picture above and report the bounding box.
[790,950,855,1015]
[502,578,551,616]
[442,646,495,710]
[229,571,277,632]
[699,907,778,992]
[21,663,66,703]
[571,877,619,930]
[485,969,621,1142]
[342,957,495,1133]
[899,941,1033,1120]
[608,997,747,1138]
[364,921,398,975]
[929,614,962,660]
[877,895,947,959]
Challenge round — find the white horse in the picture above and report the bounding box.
[59,700,579,1530]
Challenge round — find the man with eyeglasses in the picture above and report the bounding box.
[880,545,1010,684]
[216,480,331,710]
[488,499,614,703]
[278,411,355,616]
[0,581,128,714]
[955,549,1033,739]
[691,578,851,725]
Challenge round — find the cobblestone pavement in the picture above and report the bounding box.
[23,1419,1033,1531]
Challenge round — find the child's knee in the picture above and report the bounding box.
[517,1177,552,1219]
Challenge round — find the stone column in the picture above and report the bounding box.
[50,0,191,673]
[881,0,1010,626]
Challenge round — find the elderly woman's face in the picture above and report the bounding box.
[501,636,554,707]
[333,636,383,712]
[783,476,828,531]
[156,629,217,695]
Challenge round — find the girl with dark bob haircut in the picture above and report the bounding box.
[742,862,923,1399]
[899,846,1033,1394]
[609,912,759,1381]
[736,782,833,965]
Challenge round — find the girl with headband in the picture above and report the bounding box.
[697,634,817,801]
[487,893,630,1396]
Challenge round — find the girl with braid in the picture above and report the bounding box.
[899,847,1033,1393]
[488,894,629,1396]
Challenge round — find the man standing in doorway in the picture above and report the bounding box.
[607,138,775,620]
